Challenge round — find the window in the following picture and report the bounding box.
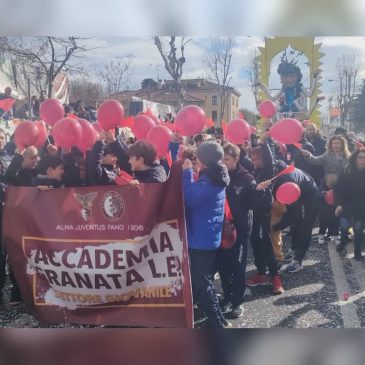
[212,95,217,106]
[212,111,217,122]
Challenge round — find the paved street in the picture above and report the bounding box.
[1,229,365,328]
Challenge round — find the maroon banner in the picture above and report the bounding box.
[3,169,193,328]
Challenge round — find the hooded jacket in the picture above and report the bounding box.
[183,163,230,250]
[226,164,257,235]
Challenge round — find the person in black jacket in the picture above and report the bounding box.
[305,123,327,156]
[262,166,319,273]
[4,146,39,186]
[217,143,258,319]
[334,148,365,260]
[247,143,284,295]
[32,155,65,189]
[128,140,167,183]
[0,129,20,306]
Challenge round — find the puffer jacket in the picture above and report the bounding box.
[134,164,167,183]
[183,163,230,250]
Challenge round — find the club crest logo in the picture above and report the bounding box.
[101,191,125,221]
[74,192,98,222]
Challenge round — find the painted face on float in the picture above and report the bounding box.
[280,72,298,88]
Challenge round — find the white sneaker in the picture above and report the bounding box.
[318,235,325,245]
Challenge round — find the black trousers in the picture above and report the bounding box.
[189,248,226,328]
[251,211,278,277]
[217,233,249,307]
[318,202,339,236]
[292,199,318,263]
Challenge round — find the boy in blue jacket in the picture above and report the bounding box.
[182,141,230,328]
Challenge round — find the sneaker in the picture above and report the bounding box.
[219,299,232,315]
[285,260,303,273]
[271,275,285,295]
[284,250,295,263]
[318,235,325,245]
[228,305,244,319]
[193,307,208,325]
[223,319,233,328]
[246,273,270,287]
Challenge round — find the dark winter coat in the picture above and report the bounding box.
[226,164,256,235]
[335,166,365,221]
[134,164,167,183]
[32,175,64,188]
[272,167,319,231]
[87,141,120,186]
[4,154,37,186]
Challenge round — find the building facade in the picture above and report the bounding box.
[114,78,241,126]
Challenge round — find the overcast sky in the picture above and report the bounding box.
[77,37,365,113]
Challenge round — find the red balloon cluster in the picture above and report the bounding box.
[147,125,172,157]
[270,118,304,145]
[34,121,48,148]
[52,118,82,150]
[14,121,39,150]
[259,100,277,119]
[39,99,65,127]
[77,118,98,154]
[225,119,251,144]
[276,182,301,205]
[98,100,124,131]
[174,105,206,136]
[132,115,156,140]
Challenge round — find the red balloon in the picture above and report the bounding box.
[98,99,124,131]
[325,190,335,205]
[302,120,311,128]
[270,118,304,144]
[132,115,156,140]
[276,182,301,205]
[14,120,39,149]
[92,122,103,135]
[225,119,251,144]
[250,125,257,134]
[34,121,48,148]
[174,105,206,136]
[39,99,65,127]
[147,125,172,157]
[259,100,277,118]
[52,118,82,150]
[277,142,287,157]
[77,118,98,153]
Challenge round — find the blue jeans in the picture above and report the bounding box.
[189,248,226,328]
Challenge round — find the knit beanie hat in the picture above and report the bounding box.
[197,141,224,166]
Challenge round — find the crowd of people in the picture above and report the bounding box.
[0,98,365,329]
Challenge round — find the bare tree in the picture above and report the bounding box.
[94,57,133,98]
[246,51,260,107]
[336,53,360,126]
[69,71,104,107]
[0,36,93,98]
[154,36,191,110]
[204,37,234,122]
